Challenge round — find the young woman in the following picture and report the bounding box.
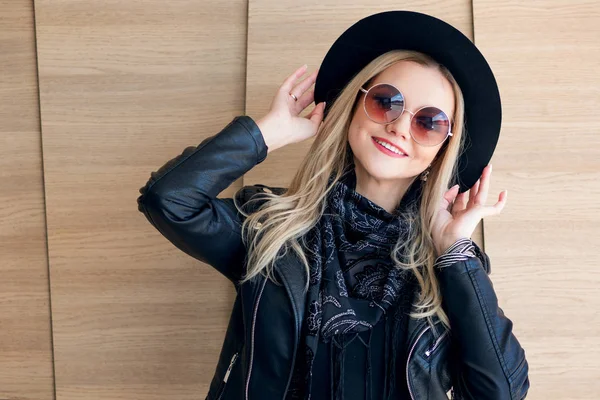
[137,10,529,400]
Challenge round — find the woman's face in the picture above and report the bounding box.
[347,60,456,208]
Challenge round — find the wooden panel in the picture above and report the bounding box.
[0,0,55,398]
[473,1,600,398]
[245,2,483,246]
[34,0,247,398]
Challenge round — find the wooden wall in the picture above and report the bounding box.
[0,0,55,398]
[0,0,598,399]
[33,0,247,398]
[473,1,600,398]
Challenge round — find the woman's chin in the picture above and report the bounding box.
[361,163,408,182]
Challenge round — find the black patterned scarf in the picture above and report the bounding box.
[286,154,424,400]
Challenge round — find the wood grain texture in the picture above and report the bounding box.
[473,0,600,398]
[25,0,597,398]
[0,0,55,399]
[34,0,247,398]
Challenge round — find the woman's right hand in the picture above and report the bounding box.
[256,64,326,153]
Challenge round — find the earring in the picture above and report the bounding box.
[420,165,432,181]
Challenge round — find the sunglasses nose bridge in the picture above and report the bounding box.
[390,106,414,127]
[385,108,414,144]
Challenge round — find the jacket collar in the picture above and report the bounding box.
[276,250,307,341]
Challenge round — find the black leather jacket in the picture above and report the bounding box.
[137,115,530,400]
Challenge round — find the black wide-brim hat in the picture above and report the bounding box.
[314,10,502,194]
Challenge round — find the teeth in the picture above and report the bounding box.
[374,138,405,155]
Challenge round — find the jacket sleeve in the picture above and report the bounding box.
[136,115,269,285]
[435,239,530,399]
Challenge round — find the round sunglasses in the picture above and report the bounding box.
[359,83,453,147]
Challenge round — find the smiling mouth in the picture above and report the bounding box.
[372,137,408,158]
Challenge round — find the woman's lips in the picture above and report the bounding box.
[372,137,408,158]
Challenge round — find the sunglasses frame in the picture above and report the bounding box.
[359,83,454,147]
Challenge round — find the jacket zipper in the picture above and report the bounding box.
[216,352,239,400]
[224,352,239,383]
[424,330,449,357]
[406,324,431,400]
[245,275,268,400]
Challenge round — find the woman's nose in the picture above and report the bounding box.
[386,109,413,140]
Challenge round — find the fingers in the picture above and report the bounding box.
[446,164,506,220]
[281,65,319,109]
[281,64,308,93]
[296,88,315,112]
[308,102,326,125]
[441,185,458,211]
[282,65,319,97]
[293,69,319,102]
[475,164,491,206]
[483,190,508,217]
[468,178,480,207]
[292,72,319,116]
[452,189,468,213]
[494,190,508,211]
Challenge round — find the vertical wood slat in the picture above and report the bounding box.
[34,0,248,398]
[0,0,55,399]
[473,1,600,398]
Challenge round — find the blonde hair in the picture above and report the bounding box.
[235,49,467,330]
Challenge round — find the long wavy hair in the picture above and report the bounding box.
[235,49,467,330]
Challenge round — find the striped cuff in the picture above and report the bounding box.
[434,237,478,270]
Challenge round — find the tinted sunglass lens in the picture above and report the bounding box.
[365,84,404,123]
[412,107,450,146]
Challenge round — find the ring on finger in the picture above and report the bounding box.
[289,93,298,101]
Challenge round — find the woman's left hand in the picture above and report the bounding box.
[432,164,508,257]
